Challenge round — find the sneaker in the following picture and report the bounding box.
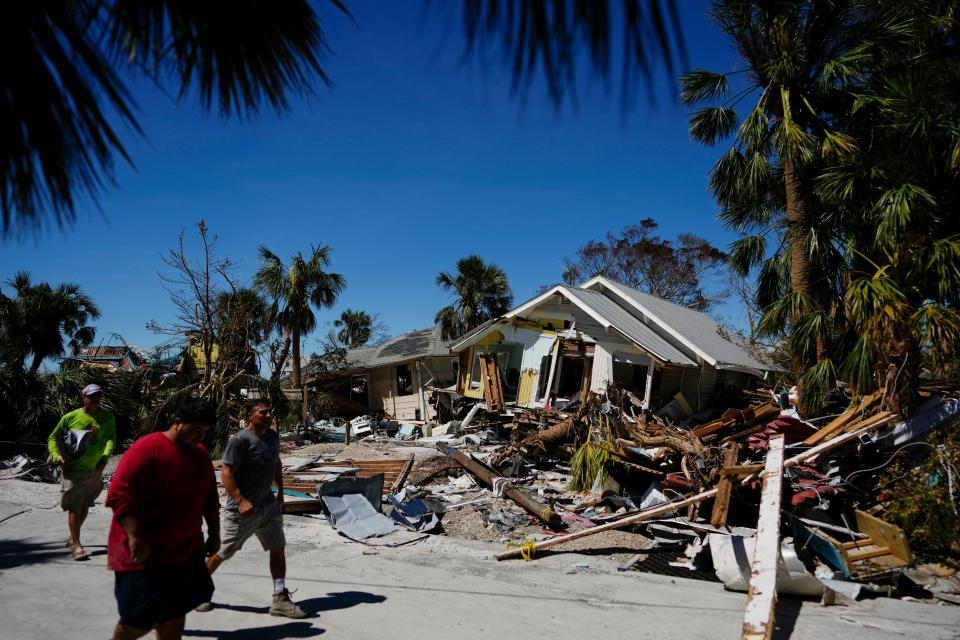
[195,602,213,612]
[270,589,307,618]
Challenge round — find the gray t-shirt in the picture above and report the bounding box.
[222,428,280,510]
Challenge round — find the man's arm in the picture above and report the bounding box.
[118,514,150,564]
[203,467,221,556]
[47,415,66,464]
[98,413,117,467]
[220,464,254,517]
[274,456,284,508]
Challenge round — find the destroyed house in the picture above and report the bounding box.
[449,276,770,414]
[301,326,456,421]
[61,344,142,372]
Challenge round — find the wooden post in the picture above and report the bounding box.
[710,443,740,528]
[301,384,309,436]
[542,338,561,406]
[741,435,785,640]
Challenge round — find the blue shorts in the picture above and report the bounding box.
[114,553,214,630]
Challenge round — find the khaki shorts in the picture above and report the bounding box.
[219,501,285,560]
[61,466,103,511]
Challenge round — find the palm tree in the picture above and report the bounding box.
[0,272,100,373]
[435,255,513,341]
[680,0,862,408]
[333,309,374,349]
[254,246,345,387]
[3,1,349,237]
[814,1,960,412]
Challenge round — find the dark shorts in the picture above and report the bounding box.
[114,553,214,630]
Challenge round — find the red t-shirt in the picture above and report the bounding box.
[106,431,218,571]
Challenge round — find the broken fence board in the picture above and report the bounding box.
[741,435,785,640]
[710,444,740,528]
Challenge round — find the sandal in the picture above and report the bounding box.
[71,546,89,561]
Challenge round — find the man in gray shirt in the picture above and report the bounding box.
[197,399,305,618]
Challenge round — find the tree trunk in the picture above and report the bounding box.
[291,326,302,389]
[784,158,816,407]
[271,332,291,383]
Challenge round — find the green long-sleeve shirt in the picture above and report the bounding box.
[48,408,116,470]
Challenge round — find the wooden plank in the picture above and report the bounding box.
[855,509,913,564]
[479,354,505,412]
[391,454,416,494]
[721,463,764,477]
[710,444,740,528]
[803,390,883,445]
[846,546,892,561]
[741,435,785,640]
[496,487,718,561]
[740,413,897,486]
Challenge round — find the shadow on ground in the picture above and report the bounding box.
[185,622,323,639]
[211,591,386,616]
[299,591,388,612]
[771,596,804,640]
[0,538,68,570]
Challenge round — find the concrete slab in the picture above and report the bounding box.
[1,479,958,639]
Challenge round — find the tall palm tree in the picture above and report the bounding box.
[254,246,345,387]
[0,272,100,373]
[333,309,373,349]
[815,0,960,412]
[435,255,513,341]
[680,0,862,407]
[3,1,348,237]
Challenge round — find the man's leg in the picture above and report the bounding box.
[68,505,88,549]
[268,546,306,619]
[111,622,151,640]
[269,547,285,581]
[155,616,186,640]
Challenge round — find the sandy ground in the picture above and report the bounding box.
[2,477,960,640]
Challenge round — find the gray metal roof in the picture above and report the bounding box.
[317,326,453,375]
[560,287,696,366]
[598,279,769,372]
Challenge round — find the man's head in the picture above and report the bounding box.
[246,399,273,433]
[169,397,216,447]
[81,384,102,412]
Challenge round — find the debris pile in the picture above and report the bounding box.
[273,380,960,628]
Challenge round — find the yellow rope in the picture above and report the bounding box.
[505,538,538,561]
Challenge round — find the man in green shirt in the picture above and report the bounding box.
[48,383,116,560]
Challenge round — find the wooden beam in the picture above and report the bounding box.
[710,444,740,528]
[496,487,718,561]
[721,463,764,477]
[803,390,883,445]
[391,454,416,495]
[741,435,785,640]
[740,413,897,486]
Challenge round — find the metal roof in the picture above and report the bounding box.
[301,326,454,380]
[596,278,769,372]
[559,287,696,366]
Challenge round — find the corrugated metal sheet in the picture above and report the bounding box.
[598,279,769,372]
[560,287,697,366]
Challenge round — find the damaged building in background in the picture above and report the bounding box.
[301,326,457,422]
[449,276,771,416]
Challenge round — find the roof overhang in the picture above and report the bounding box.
[581,275,718,366]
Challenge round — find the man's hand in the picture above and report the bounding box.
[95,460,106,474]
[276,490,285,509]
[237,497,255,518]
[128,534,151,564]
[205,531,221,557]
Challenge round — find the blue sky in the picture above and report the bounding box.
[1,1,744,360]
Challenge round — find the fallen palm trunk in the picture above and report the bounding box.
[437,443,561,527]
[495,487,718,561]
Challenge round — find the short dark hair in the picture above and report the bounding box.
[173,397,216,425]
[246,398,270,417]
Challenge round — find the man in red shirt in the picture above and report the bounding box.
[106,398,219,640]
